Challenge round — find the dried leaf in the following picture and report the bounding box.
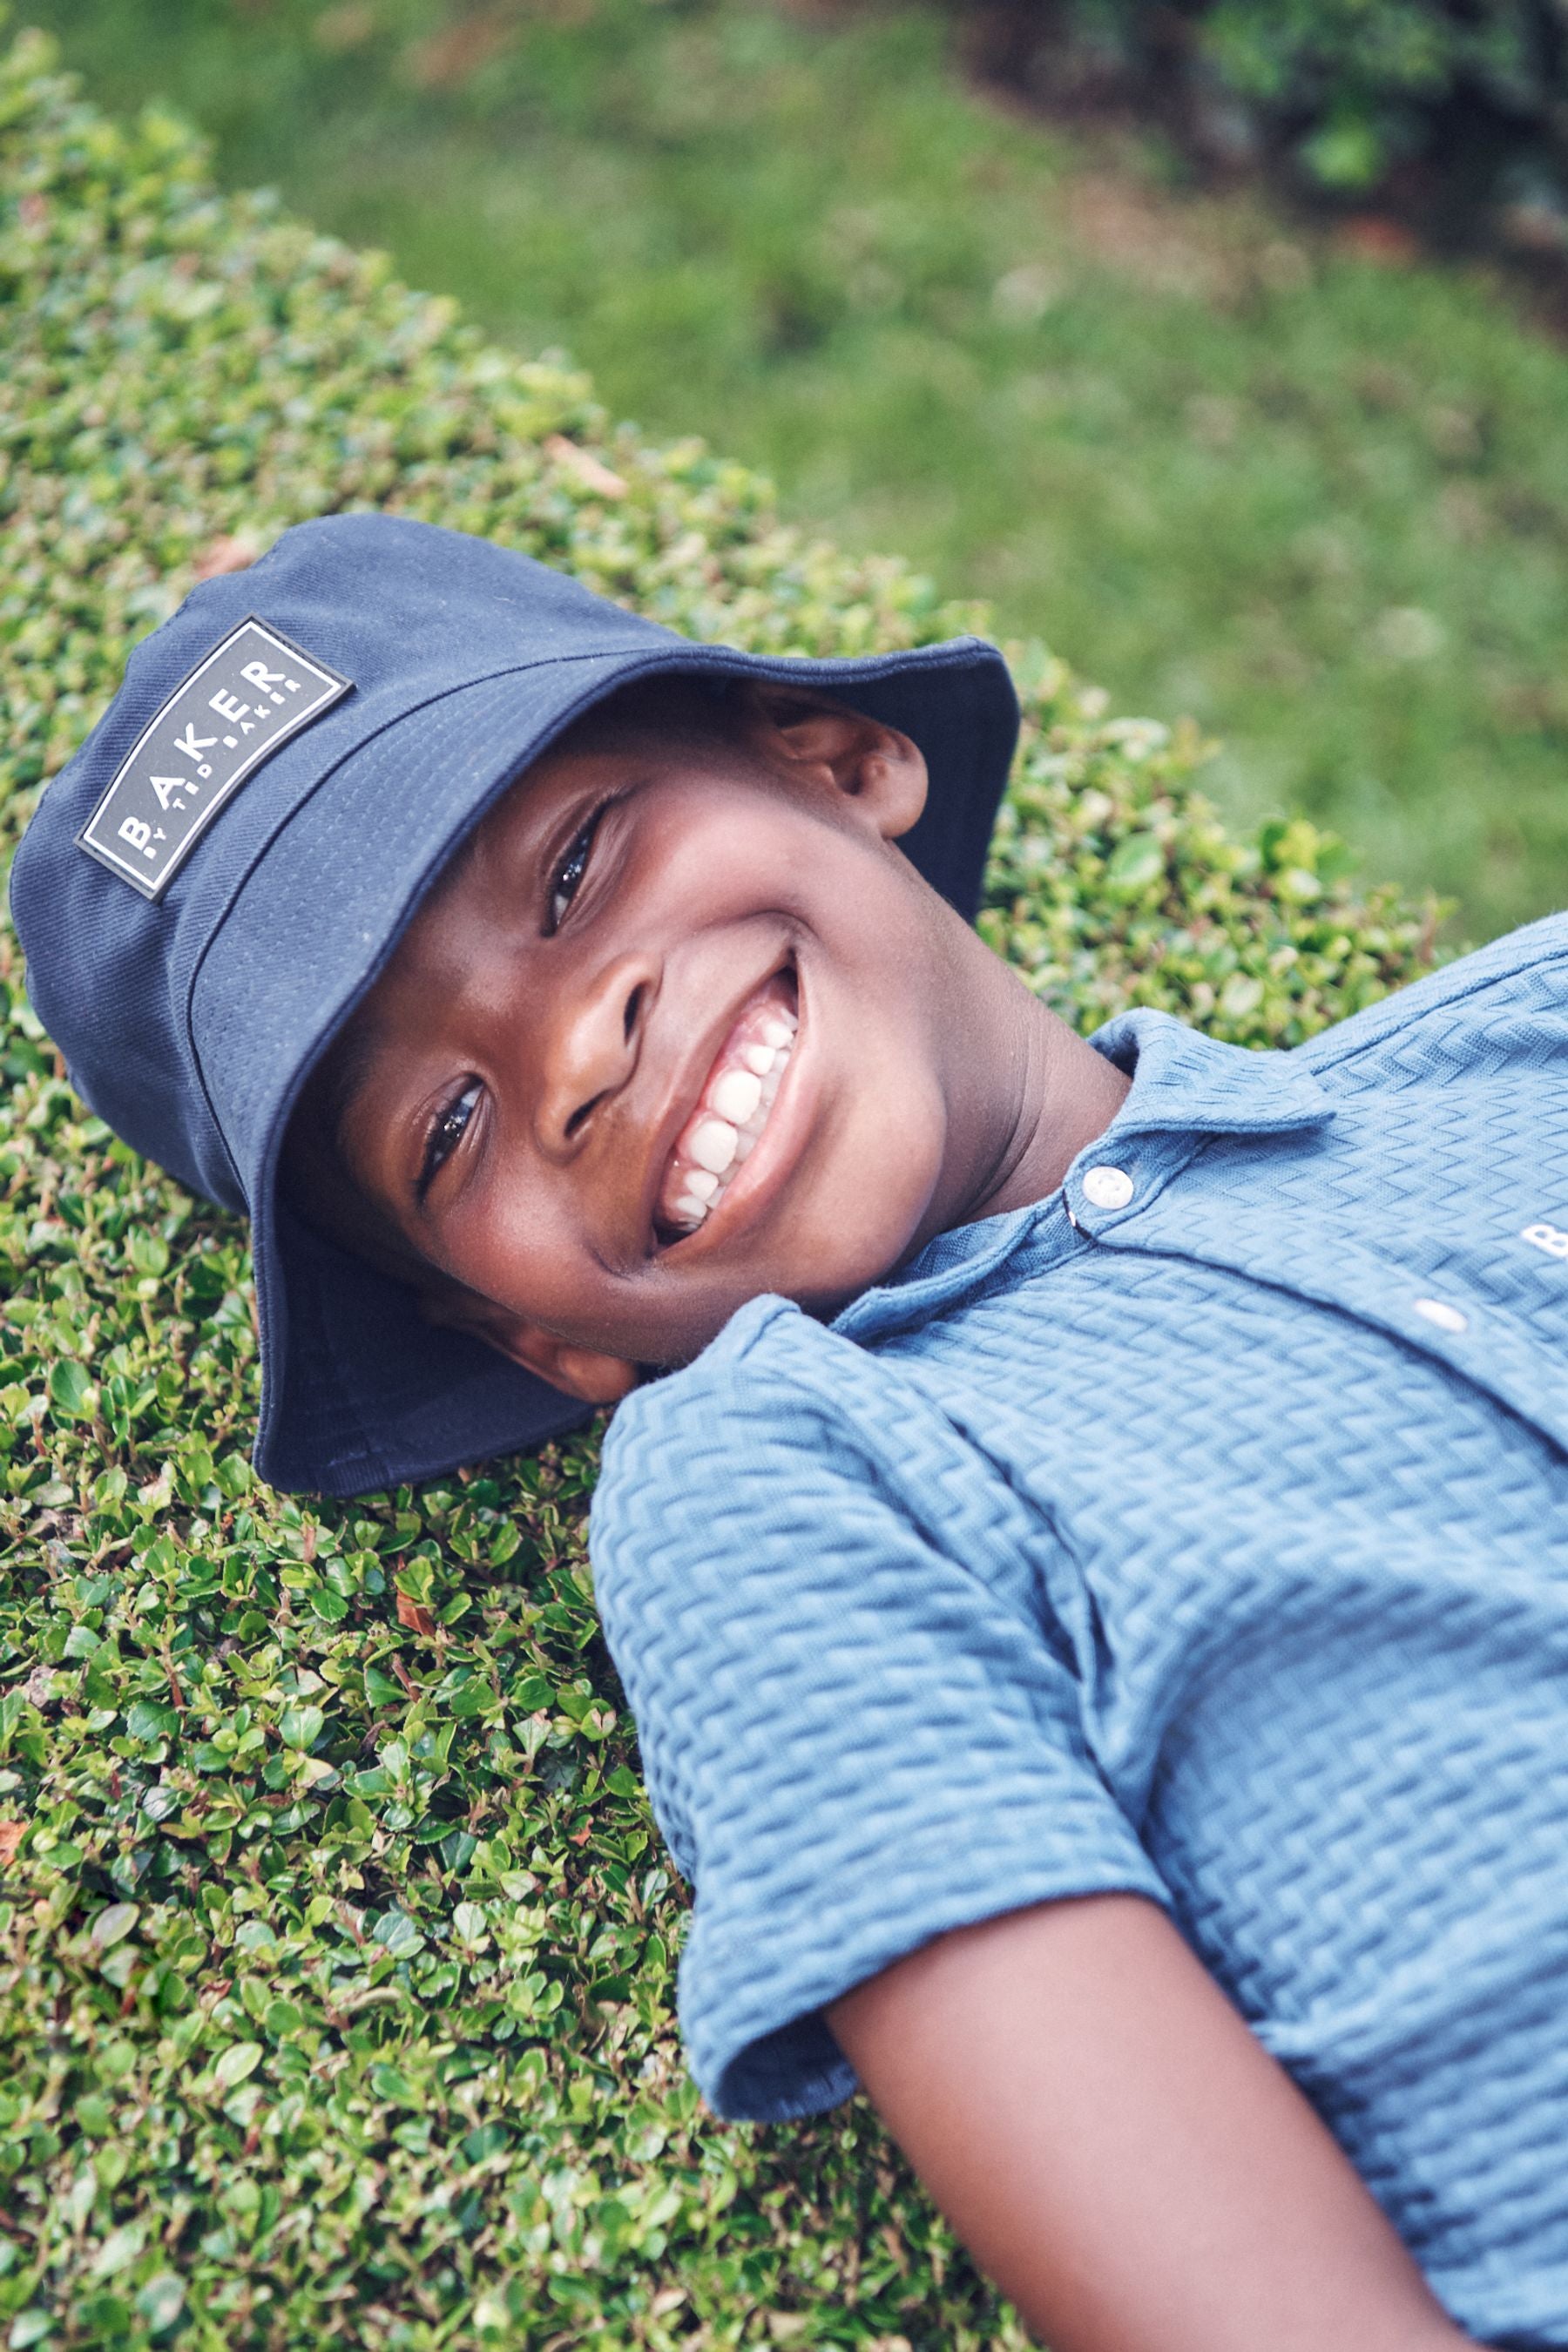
[193,533,259,580]
[544,433,627,500]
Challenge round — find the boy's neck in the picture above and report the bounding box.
[944,957,1132,1233]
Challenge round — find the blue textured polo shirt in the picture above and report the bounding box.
[591,912,1568,2347]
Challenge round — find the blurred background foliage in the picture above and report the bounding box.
[17,0,1568,943]
[966,1,1568,226]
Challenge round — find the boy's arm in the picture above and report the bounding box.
[829,1894,1474,2352]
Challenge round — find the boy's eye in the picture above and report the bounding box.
[420,1078,483,1198]
[548,805,606,932]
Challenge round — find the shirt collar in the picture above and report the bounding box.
[834,1010,1333,1342]
[1088,1006,1334,1141]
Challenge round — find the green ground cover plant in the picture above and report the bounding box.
[21,0,1568,943]
[1,23,1439,2349]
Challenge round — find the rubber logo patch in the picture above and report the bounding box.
[78,616,351,902]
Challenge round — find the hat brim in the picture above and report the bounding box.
[191,633,1018,1495]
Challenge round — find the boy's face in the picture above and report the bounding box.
[308,686,1042,1400]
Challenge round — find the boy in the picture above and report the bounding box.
[13,513,1567,2352]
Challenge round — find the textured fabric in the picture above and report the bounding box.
[592,911,1568,2349]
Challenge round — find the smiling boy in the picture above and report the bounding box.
[15,515,1568,2352]
[286,668,1125,1406]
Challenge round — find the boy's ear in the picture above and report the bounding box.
[418,1284,638,1406]
[738,683,929,841]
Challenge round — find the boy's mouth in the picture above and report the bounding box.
[654,970,799,1243]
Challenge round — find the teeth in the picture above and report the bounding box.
[659,990,800,1238]
[709,1066,762,1125]
[688,1116,739,1175]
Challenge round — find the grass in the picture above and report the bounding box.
[0,18,1442,2345]
[17,0,1568,943]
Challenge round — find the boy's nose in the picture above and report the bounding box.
[535,952,657,1159]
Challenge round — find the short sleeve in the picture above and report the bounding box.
[591,1306,1167,2123]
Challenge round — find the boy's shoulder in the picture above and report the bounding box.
[595,1292,870,1522]
[591,1283,1004,1624]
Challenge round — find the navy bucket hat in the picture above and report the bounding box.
[10,514,1019,1496]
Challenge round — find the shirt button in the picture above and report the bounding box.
[1082,1164,1135,1211]
[1413,1297,1469,1335]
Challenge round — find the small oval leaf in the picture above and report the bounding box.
[278,1702,325,1752]
[48,1358,94,1419]
[91,1903,139,1951]
[213,2040,262,2091]
[1105,832,1166,896]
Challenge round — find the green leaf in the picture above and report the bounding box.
[1104,832,1166,896]
[47,1358,93,1419]
[135,2277,186,2336]
[451,1902,490,1946]
[212,2040,262,2092]
[278,1703,325,1752]
[125,1700,178,1742]
[371,1909,424,1959]
[447,1677,493,1719]
[363,1663,402,1708]
[71,2302,128,2342]
[88,2222,145,2279]
[1300,112,1384,191]
[126,1231,169,1279]
[90,1903,139,1951]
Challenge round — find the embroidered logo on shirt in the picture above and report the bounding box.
[1522,1220,1568,1261]
[78,616,351,902]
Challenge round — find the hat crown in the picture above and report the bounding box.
[10,515,674,1207]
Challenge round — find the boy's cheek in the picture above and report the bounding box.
[654,1119,943,1350]
[463,923,946,1357]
